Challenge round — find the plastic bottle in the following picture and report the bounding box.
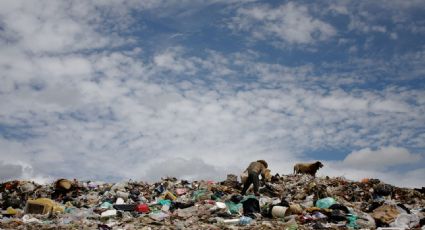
[222,219,240,224]
[239,216,253,225]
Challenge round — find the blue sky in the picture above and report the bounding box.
[0,0,424,187]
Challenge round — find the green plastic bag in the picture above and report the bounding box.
[225,201,242,215]
[315,197,336,209]
[347,213,359,229]
[158,199,171,206]
[192,189,207,201]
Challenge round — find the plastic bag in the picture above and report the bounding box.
[315,197,336,209]
[225,201,243,215]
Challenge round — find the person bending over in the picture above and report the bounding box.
[241,160,270,196]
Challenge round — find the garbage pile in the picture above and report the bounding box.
[0,174,424,229]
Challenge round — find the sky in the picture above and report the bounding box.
[0,0,424,188]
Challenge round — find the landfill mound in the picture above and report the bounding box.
[0,174,424,229]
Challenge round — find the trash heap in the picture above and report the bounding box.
[0,174,424,229]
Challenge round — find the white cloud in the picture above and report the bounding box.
[0,1,123,53]
[322,162,424,188]
[1,43,424,184]
[319,95,368,111]
[229,2,336,45]
[0,0,423,188]
[370,99,410,113]
[339,0,425,38]
[329,3,349,15]
[144,158,221,182]
[153,48,197,74]
[371,25,387,33]
[343,146,422,170]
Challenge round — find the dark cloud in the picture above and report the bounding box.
[0,161,23,181]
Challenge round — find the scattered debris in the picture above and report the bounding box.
[0,174,423,229]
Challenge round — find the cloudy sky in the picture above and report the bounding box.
[0,0,424,187]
